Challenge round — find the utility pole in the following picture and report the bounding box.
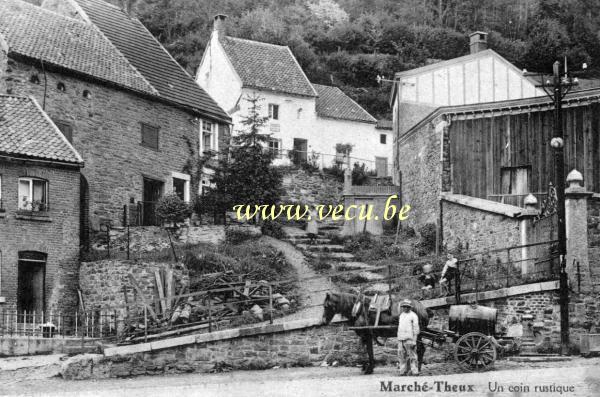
[532,59,585,355]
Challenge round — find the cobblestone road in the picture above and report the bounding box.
[1,358,599,397]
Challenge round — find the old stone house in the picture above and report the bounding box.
[0,0,231,235]
[0,94,84,313]
[197,15,392,177]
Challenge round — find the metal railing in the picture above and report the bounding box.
[487,192,547,208]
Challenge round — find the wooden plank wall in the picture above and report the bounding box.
[449,103,600,198]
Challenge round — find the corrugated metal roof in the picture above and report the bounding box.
[220,36,317,98]
[313,84,376,124]
[0,95,83,165]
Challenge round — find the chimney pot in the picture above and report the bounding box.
[214,14,227,38]
[469,31,488,54]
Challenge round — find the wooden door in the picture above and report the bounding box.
[143,177,163,226]
[375,157,388,177]
[293,138,308,164]
[17,256,46,318]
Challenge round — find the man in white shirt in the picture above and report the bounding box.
[440,253,458,296]
[397,299,420,376]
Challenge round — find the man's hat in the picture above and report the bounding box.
[400,299,412,308]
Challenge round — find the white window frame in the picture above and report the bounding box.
[268,103,279,120]
[18,177,49,211]
[170,171,191,203]
[200,120,218,153]
[267,138,282,159]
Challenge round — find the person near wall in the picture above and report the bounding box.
[418,263,436,298]
[397,299,420,376]
[439,253,458,296]
[306,208,319,244]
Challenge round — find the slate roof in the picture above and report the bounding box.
[0,95,84,165]
[74,0,230,122]
[219,36,317,98]
[0,0,155,95]
[313,84,377,124]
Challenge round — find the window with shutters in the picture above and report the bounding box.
[141,123,159,150]
[54,121,73,143]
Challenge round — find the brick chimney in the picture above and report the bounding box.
[213,14,227,38]
[469,31,488,54]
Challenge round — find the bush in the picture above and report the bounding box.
[261,220,285,239]
[225,227,258,244]
[155,194,192,224]
[416,223,437,255]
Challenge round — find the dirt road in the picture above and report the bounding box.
[2,358,599,397]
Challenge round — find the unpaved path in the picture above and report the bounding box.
[260,236,334,322]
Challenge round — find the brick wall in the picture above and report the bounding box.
[2,58,229,233]
[79,259,189,314]
[0,162,80,312]
[397,121,441,230]
[280,168,343,207]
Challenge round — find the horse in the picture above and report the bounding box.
[321,291,429,374]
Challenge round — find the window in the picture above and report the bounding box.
[54,121,73,143]
[141,123,159,150]
[268,138,282,158]
[380,134,387,144]
[268,104,279,120]
[18,177,48,212]
[82,90,92,99]
[297,108,303,119]
[201,120,215,152]
[56,82,66,92]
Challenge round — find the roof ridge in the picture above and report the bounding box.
[0,93,29,100]
[11,0,88,25]
[224,35,289,49]
[287,46,318,97]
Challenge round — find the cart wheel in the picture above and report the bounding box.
[454,332,496,372]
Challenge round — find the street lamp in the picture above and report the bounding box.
[526,59,586,355]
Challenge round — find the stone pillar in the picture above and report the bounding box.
[520,194,540,275]
[343,168,352,195]
[565,169,592,290]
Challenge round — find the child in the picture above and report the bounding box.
[305,208,319,245]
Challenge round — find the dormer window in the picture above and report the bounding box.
[268,104,279,120]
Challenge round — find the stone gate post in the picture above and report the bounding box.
[565,169,592,289]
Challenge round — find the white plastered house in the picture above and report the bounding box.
[196,15,392,177]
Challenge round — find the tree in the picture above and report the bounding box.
[208,94,283,222]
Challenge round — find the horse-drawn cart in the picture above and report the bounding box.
[348,302,518,372]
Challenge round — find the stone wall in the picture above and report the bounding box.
[79,260,189,314]
[0,162,80,312]
[3,57,229,235]
[397,121,442,230]
[280,168,343,206]
[441,200,521,255]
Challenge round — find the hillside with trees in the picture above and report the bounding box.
[113,0,600,119]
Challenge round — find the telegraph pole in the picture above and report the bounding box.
[533,59,584,355]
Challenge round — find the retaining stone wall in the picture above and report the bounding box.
[280,168,343,207]
[79,260,189,315]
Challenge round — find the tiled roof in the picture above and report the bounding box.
[0,95,84,165]
[74,0,230,122]
[0,0,156,95]
[219,36,317,98]
[313,84,377,124]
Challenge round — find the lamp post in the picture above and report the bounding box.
[532,59,584,355]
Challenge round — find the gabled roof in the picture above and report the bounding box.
[313,84,376,124]
[400,87,600,143]
[0,0,156,95]
[73,0,230,122]
[219,36,317,98]
[0,95,84,165]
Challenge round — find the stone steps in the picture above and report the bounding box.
[283,237,330,245]
[296,244,346,253]
[307,251,355,261]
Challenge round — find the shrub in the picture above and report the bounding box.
[225,227,258,244]
[155,194,192,224]
[415,223,437,255]
[261,220,285,239]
